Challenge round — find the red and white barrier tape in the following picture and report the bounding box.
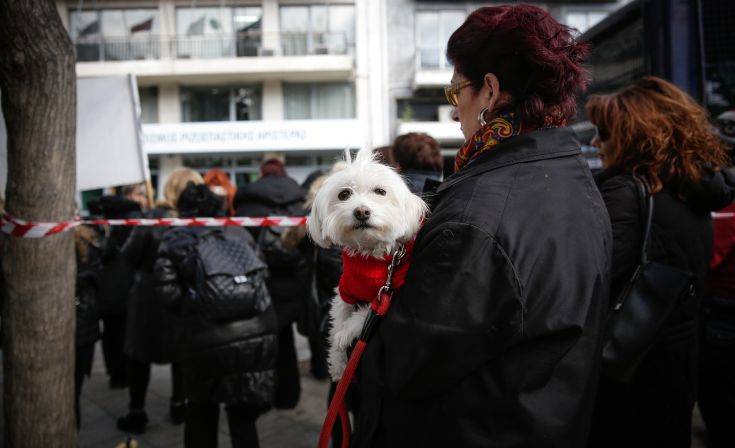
[0,213,307,238]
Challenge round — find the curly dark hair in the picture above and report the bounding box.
[392,133,443,173]
[446,4,589,128]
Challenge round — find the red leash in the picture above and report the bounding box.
[317,245,407,448]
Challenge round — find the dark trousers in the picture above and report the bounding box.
[128,359,185,410]
[74,343,96,428]
[698,298,735,448]
[589,333,697,448]
[184,402,260,448]
[275,324,301,409]
[101,313,127,383]
[308,331,328,379]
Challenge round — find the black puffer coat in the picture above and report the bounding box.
[352,128,612,447]
[234,175,308,328]
[94,196,142,317]
[154,226,277,407]
[121,206,185,364]
[75,226,102,347]
[589,167,735,447]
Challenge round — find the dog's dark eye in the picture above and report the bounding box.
[373,188,386,196]
[338,189,352,201]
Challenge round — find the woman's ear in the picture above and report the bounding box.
[484,73,501,112]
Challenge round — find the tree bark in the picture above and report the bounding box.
[0,1,77,446]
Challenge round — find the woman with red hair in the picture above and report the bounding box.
[348,5,611,447]
[587,77,734,447]
[203,168,236,216]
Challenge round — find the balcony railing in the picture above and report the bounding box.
[73,31,352,62]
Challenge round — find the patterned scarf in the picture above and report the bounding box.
[454,109,566,172]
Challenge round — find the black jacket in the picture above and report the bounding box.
[352,128,612,448]
[154,226,277,407]
[75,227,102,347]
[121,206,185,364]
[588,167,735,447]
[234,175,308,327]
[94,196,142,316]
[401,169,442,195]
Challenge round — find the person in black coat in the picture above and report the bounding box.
[116,170,205,434]
[234,157,308,409]
[586,77,735,447]
[90,190,144,389]
[74,225,102,429]
[349,6,610,447]
[392,132,443,194]
[154,183,278,448]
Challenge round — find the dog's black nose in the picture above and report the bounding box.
[354,207,371,221]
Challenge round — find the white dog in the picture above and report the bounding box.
[307,148,427,381]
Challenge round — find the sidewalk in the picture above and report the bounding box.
[0,335,710,447]
[77,333,328,448]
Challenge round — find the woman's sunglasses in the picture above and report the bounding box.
[444,80,473,107]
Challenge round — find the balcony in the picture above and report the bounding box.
[73,31,355,83]
[73,31,352,62]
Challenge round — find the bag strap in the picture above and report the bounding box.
[633,177,654,264]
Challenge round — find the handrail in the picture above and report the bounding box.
[72,31,353,62]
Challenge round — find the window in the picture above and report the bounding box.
[181,85,262,122]
[283,83,355,119]
[138,87,158,124]
[416,11,465,70]
[280,5,355,56]
[69,9,159,61]
[565,11,608,34]
[176,7,263,58]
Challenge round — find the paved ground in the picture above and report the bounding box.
[0,329,711,447]
[76,332,328,448]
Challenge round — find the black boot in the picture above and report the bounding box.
[169,400,187,425]
[116,410,148,434]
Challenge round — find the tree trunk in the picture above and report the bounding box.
[0,1,77,446]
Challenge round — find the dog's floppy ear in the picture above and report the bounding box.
[402,192,429,239]
[307,189,330,248]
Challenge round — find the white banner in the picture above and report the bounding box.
[143,119,365,154]
[0,75,148,194]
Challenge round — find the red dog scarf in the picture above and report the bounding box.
[338,240,415,310]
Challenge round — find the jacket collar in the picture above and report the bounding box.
[436,127,581,194]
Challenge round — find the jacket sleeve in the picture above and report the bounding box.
[153,231,197,312]
[120,227,149,268]
[599,177,642,294]
[381,221,524,398]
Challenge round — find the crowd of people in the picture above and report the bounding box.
[66,133,444,446]
[1,3,734,448]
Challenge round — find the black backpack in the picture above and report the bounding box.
[191,229,270,323]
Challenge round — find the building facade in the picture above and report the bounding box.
[57,0,629,194]
[56,0,389,193]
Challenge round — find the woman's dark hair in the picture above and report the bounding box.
[392,133,443,173]
[446,4,589,128]
[176,182,223,217]
[586,76,729,195]
[260,158,287,178]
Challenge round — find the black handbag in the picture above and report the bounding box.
[601,178,697,382]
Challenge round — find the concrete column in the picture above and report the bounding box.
[159,0,176,59]
[158,84,180,123]
[157,153,184,200]
[262,79,284,121]
[355,0,390,150]
[261,0,281,55]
